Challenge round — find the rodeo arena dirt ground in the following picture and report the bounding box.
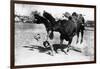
[15,23,94,65]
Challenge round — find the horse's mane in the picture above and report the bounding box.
[43,11,56,25]
[34,14,49,23]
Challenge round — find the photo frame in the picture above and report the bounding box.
[10,0,96,69]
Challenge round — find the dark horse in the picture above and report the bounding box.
[33,11,84,53]
[43,11,85,52]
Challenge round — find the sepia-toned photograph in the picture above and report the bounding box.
[11,1,96,68]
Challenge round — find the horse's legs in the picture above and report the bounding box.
[60,35,64,46]
[49,45,54,56]
[76,32,79,44]
[80,29,84,43]
[49,30,54,40]
[46,31,49,40]
[45,30,54,56]
[60,35,67,54]
[61,49,68,55]
[67,37,73,52]
[60,39,64,46]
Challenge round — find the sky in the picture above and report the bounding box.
[15,3,94,21]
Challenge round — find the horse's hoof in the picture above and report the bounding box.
[65,53,68,55]
[76,41,79,44]
[80,40,83,44]
[67,49,70,52]
[56,52,58,54]
[30,49,34,51]
[46,52,54,56]
[47,52,51,55]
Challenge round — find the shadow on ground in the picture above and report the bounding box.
[23,44,68,52]
[23,44,82,56]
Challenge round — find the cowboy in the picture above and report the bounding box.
[78,14,85,24]
[72,12,78,23]
[78,14,85,30]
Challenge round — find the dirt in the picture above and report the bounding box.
[15,23,94,65]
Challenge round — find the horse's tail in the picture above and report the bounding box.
[49,31,54,40]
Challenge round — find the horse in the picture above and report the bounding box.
[33,11,84,53]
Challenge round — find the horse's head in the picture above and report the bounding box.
[43,11,56,24]
[33,13,50,25]
[33,13,42,24]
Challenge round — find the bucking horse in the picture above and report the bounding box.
[33,11,85,54]
[43,11,85,52]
